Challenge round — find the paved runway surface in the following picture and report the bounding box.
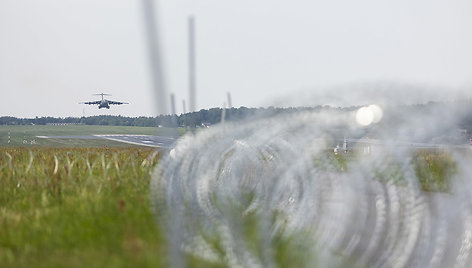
[37,135,177,148]
[94,135,176,148]
[37,135,469,150]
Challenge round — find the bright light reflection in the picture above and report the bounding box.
[369,104,383,123]
[356,104,383,126]
[356,107,374,126]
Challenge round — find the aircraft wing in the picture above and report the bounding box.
[80,101,101,105]
[108,100,129,105]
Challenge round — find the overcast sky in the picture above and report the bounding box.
[1,0,472,118]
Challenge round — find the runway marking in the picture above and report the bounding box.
[93,135,175,148]
[92,135,159,147]
[36,134,175,148]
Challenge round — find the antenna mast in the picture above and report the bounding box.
[188,15,196,112]
[142,0,169,115]
[170,93,176,115]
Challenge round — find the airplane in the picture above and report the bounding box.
[80,93,129,109]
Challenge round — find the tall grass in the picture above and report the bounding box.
[0,146,461,267]
[0,147,164,268]
[413,150,458,192]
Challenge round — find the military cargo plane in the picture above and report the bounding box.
[80,93,129,109]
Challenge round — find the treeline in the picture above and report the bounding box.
[0,106,325,127]
[2,103,472,135]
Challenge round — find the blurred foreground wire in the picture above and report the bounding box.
[152,107,472,267]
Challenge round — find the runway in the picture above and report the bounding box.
[36,134,177,148]
[93,134,176,148]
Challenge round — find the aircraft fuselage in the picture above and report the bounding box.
[98,100,110,109]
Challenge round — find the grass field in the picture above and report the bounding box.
[0,145,465,267]
[0,125,184,147]
[0,147,166,267]
[0,147,330,267]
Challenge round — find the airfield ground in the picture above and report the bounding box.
[0,125,184,147]
[0,125,468,267]
[0,146,316,267]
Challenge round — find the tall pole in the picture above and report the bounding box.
[8,129,10,144]
[221,103,226,124]
[188,15,196,112]
[227,92,232,108]
[142,0,168,115]
[170,93,176,115]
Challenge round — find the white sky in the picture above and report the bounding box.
[1,0,472,117]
